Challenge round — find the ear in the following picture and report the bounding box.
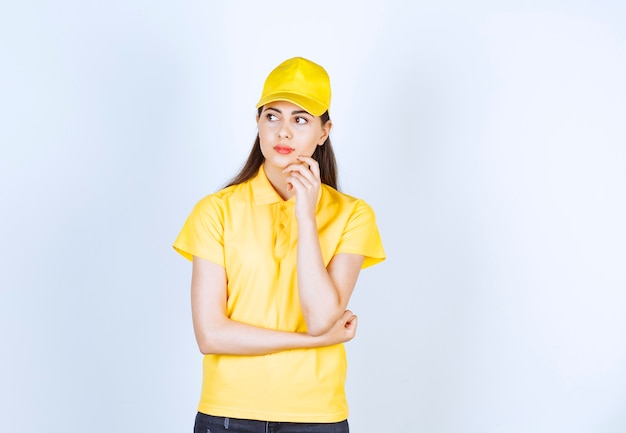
[318,120,332,146]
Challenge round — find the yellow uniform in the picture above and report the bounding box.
[173,165,385,422]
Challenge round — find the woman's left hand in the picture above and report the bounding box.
[284,155,320,221]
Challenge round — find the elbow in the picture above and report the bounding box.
[304,307,343,337]
[306,327,326,337]
[198,339,227,355]
[196,332,225,355]
[194,317,230,355]
[305,318,335,337]
[197,339,216,355]
[198,342,216,355]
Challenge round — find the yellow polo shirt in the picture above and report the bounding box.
[173,165,385,422]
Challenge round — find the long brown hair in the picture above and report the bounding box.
[225,109,338,189]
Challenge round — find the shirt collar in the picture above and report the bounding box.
[251,164,322,207]
[251,165,292,205]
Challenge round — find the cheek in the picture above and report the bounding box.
[303,142,319,157]
[257,128,272,146]
[258,138,271,157]
[257,122,274,136]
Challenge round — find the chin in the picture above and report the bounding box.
[264,157,292,171]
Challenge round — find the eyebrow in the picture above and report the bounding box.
[264,107,312,116]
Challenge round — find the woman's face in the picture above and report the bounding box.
[257,100,331,172]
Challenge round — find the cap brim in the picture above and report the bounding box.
[256,92,327,117]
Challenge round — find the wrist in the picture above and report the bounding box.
[296,215,317,231]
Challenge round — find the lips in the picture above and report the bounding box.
[274,145,294,155]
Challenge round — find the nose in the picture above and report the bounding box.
[278,122,291,139]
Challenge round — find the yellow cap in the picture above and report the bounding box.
[256,57,331,116]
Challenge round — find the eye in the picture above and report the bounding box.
[295,116,308,124]
[266,113,278,121]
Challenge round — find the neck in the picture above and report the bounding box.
[263,162,294,201]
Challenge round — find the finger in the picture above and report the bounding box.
[286,172,315,191]
[296,155,317,167]
[284,163,317,185]
[286,174,308,193]
[297,156,320,179]
[345,316,357,339]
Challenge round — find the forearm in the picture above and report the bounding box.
[195,316,328,356]
[192,255,335,356]
[297,218,343,335]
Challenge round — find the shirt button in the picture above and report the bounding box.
[279,223,285,229]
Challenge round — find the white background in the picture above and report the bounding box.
[1,1,625,432]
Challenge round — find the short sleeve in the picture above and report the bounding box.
[335,199,386,269]
[172,195,225,267]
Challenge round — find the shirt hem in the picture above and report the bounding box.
[197,403,348,423]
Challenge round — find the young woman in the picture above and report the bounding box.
[174,57,385,433]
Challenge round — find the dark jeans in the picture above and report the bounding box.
[194,412,349,433]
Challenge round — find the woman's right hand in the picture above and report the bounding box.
[316,310,358,346]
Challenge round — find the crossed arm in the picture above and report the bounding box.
[192,155,365,356]
[191,252,363,356]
